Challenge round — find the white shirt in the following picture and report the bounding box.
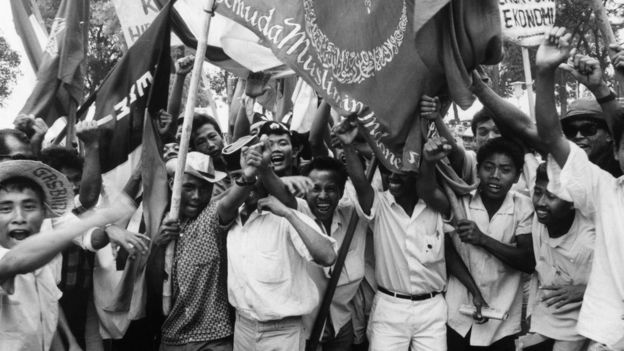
[0,247,62,351]
[227,207,336,321]
[297,197,367,334]
[530,211,595,341]
[354,189,447,295]
[547,142,624,347]
[446,190,533,346]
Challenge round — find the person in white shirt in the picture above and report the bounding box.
[534,27,624,350]
[219,139,337,351]
[334,120,486,351]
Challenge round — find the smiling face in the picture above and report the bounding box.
[267,133,295,176]
[179,173,213,219]
[0,187,45,249]
[562,118,611,161]
[305,169,344,223]
[477,153,519,201]
[532,178,574,225]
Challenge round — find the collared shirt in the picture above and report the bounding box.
[353,189,446,295]
[0,247,62,351]
[529,211,595,341]
[446,190,533,346]
[296,197,367,335]
[547,142,624,347]
[227,206,336,321]
[162,201,233,344]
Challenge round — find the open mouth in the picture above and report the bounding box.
[271,153,285,165]
[9,229,31,241]
[485,183,502,192]
[315,202,332,214]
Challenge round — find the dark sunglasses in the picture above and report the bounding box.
[562,123,599,139]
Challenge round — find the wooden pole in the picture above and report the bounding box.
[306,158,378,351]
[162,0,216,315]
[588,0,624,86]
[65,99,77,148]
[521,47,535,120]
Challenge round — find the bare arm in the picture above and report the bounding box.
[167,55,193,121]
[534,27,573,167]
[419,136,451,216]
[76,121,102,210]
[308,100,331,157]
[420,95,466,172]
[256,137,297,209]
[333,120,374,214]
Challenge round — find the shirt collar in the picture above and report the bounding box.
[468,189,515,215]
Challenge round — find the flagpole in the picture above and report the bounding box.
[66,99,77,147]
[521,48,535,120]
[588,0,624,87]
[163,0,216,315]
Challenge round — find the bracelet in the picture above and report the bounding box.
[596,91,616,104]
[235,175,257,187]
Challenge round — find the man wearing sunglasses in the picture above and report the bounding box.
[560,97,622,177]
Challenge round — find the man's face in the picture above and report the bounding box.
[60,167,81,195]
[474,119,501,150]
[0,188,45,249]
[305,169,344,223]
[532,179,574,225]
[163,143,179,162]
[0,135,34,162]
[386,171,418,199]
[179,173,213,219]
[193,124,224,158]
[266,133,294,176]
[562,118,611,160]
[477,153,519,201]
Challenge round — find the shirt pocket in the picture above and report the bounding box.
[252,250,288,284]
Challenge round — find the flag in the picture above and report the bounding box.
[9,0,48,71]
[215,0,502,172]
[85,2,172,174]
[18,0,88,124]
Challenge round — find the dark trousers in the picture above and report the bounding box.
[320,319,354,351]
[447,326,516,351]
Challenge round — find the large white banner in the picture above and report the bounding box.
[111,0,159,47]
[499,0,557,47]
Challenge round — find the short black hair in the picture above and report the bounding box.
[191,113,222,137]
[476,137,524,173]
[535,162,548,184]
[40,146,83,172]
[301,156,348,190]
[471,108,496,136]
[0,129,30,156]
[0,176,45,206]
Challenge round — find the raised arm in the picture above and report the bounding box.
[419,136,451,216]
[257,195,336,266]
[216,144,261,223]
[420,95,466,171]
[308,100,332,157]
[470,72,543,152]
[256,136,297,209]
[534,27,573,167]
[167,55,193,121]
[75,121,102,210]
[332,119,374,215]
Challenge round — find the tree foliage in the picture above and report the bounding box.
[0,36,21,106]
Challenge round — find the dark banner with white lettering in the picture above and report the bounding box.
[216,0,502,172]
[87,2,171,173]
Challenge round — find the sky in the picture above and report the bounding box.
[0,1,38,129]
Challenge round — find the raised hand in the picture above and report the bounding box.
[76,120,100,146]
[257,195,291,217]
[157,110,173,136]
[281,176,314,197]
[420,95,442,121]
[331,118,359,146]
[175,55,194,76]
[536,26,573,71]
[610,44,624,74]
[423,136,452,162]
[560,53,604,91]
[240,143,264,178]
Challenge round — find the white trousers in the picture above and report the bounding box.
[367,292,447,351]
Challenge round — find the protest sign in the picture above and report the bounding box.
[499,0,556,47]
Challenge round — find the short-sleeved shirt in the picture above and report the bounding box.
[227,207,337,321]
[161,201,233,344]
[529,212,595,341]
[297,197,367,335]
[0,247,62,351]
[446,190,533,346]
[353,189,447,295]
[547,142,624,347]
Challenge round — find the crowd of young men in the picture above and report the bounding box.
[0,27,623,351]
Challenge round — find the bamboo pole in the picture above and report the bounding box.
[588,0,624,86]
[162,0,216,315]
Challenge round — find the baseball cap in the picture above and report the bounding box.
[166,152,227,183]
[562,97,605,122]
[0,160,74,218]
[258,121,291,137]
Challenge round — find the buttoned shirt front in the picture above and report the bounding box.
[297,197,367,335]
[547,142,624,347]
[227,206,336,321]
[530,211,595,341]
[353,189,446,295]
[446,190,533,346]
[0,247,62,351]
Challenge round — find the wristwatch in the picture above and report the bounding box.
[596,90,616,104]
[235,175,257,187]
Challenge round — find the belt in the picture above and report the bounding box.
[378,286,440,301]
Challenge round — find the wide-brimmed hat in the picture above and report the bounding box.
[0,160,74,218]
[166,152,227,183]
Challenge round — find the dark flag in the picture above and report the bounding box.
[215,0,502,172]
[10,0,48,71]
[86,1,172,173]
[18,0,88,124]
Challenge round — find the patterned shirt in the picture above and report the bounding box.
[161,201,233,344]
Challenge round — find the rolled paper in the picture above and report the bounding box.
[459,304,509,320]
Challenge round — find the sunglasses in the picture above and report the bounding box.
[562,122,599,139]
